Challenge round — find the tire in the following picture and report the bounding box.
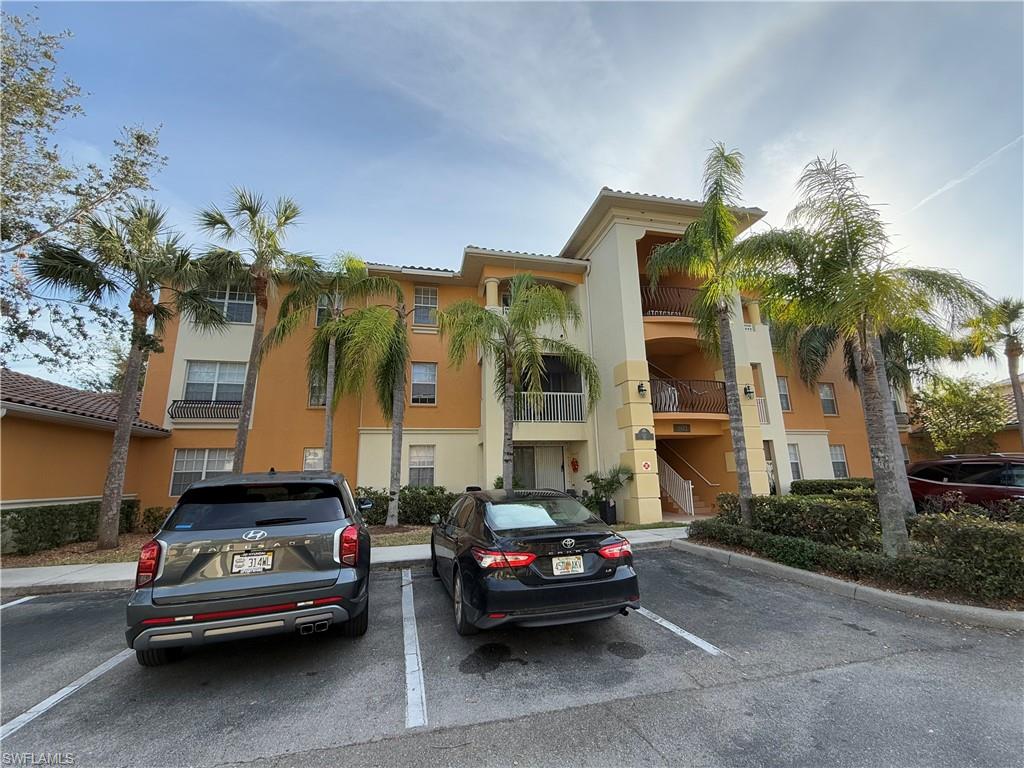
[135,647,182,667]
[339,595,369,638]
[430,543,439,578]
[452,568,479,636]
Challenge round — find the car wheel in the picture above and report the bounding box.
[453,568,479,636]
[336,590,370,638]
[135,647,182,667]
[430,543,439,578]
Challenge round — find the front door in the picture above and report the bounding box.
[534,446,565,491]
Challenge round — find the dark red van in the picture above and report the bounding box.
[906,454,1024,508]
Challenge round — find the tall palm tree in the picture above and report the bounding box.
[960,298,1024,446]
[30,199,224,548]
[439,273,600,491]
[647,142,759,526]
[197,188,318,472]
[738,155,987,556]
[262,253,402,472]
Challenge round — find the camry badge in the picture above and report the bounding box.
[561,538,575,549]
[242,529,268,541]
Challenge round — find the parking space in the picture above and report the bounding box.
[1,550,1021,767]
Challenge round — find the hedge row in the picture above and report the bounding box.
[354,486,459,526]
[919,492,1024,524]
[789,478,874,496]
[2,499,140,555]
[716,493,880,549]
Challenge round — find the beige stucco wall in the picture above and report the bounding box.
[784,429,835,480]
[356,428,479,491]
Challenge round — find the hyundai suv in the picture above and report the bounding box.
[126,471,371,666]
[906,454,1024,508]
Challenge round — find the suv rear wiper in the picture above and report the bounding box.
[253,517,308,526]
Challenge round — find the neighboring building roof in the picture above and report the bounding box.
[0,368,169,436]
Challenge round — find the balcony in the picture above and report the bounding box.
[167,400,241,421]
[640,286,699,317]
[651,379,727,414]
[514,391,586,423]
[756,396,770,425]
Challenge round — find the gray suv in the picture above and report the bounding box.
[126,471,371,666]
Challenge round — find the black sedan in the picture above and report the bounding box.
[430,489,640,635]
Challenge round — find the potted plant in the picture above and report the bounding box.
[584,465,634,524]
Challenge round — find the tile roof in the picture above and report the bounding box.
[0,368,168,433]
[600,187,767,215]
[464,245,562,260]
[365,262,455,274]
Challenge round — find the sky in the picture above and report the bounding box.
[10,1,1024,384]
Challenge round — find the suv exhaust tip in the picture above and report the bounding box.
[298,622,315,635]
[313,620,330,633]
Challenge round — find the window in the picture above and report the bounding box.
[1004,464,1024,488]
[485,497,601,532]
[911,465,955,483]
[787,443,803,481]
[777,377,792,411]
[818,382,838,416]
[303,447,325,471]
[411,362,437,404]
[170,448,233,496]
[184,361,246,401]
[829,445,849,478]
[315,295,333,327]
[166,483,344,529]
[207,285,255,323]
[308,378,326,408]
[957,462,1004,486]
[408,445,435,487]
[413,286,438,325]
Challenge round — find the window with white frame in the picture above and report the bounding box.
[411,362,437,404]
[830,444,849,478]
[777,376,792,411]
[170,448,233,496]
[409,445,435,487]
[787,443,803,481]
[308,378,326,408]
[316,294,340,327]
[818,382,838,416]
[413,286,438,325]
[184,361,246,401]
[207,285,255,323]
[303,447,325,471]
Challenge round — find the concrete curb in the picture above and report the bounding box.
[671,539,1024,631]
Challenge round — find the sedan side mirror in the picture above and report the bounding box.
[358,498,373,511]
[430,514,441,525]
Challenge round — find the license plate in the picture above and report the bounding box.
[231,552,274,574]
[552,555,584,576]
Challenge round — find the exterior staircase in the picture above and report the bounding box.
[660,491,713,518]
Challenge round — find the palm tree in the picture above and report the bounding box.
[262,253,402,472]
[960,299,1024,446]
[738,155,987,556]
[646,142,759,526]
[30,199,224,548]
[197,188,317,472]
[439,272,600,491]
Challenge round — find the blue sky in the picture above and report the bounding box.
[12,1,1024,382]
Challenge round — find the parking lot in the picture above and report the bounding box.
[2,548,1021,768]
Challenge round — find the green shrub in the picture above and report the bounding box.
[789,478,874,495]
[920,491,1024,524]
[2,498,139,555]
[715,493,880,549]
[354,485,457,526]
[138,506,170,535]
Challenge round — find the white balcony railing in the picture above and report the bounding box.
[514,391,586,423]
[756,396,770,425]
[658,456,694,516]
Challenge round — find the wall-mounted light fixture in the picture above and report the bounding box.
[743,384,755,399]
[637,382,647,396]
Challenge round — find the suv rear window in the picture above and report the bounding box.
[166,483,347,531]
[956,463,1005,486]
[910,465,955,482]
[485,497,602,532]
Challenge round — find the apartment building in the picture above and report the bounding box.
[1,189,877,521]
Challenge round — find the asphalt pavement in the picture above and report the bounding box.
[1,549,1020,768]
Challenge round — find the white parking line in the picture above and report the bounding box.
[0,596,36,611]
[401,569,427,729]
[636,606,723,656]
[0,648,133,741]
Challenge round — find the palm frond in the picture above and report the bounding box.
[29,242,118,301]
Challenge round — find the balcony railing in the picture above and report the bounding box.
[514,391,586,423]
[651,379,727,414]
[756,396,770,425]
[168,400,241,420]
[640,286,699,318]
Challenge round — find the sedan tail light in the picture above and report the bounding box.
[471,547,537,569]
[136,540,162,588]
[597,539,632,559]
[339,525,359,566]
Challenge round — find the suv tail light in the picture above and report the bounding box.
[471,547,536,569]
[339,525,359,566]
[598,539,632,559]
[136,540,162,588]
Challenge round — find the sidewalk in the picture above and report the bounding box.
[0,525,691,598]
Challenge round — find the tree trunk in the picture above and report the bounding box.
[323,336,337,472]
[233,280,267,473]
[856,335,911,557]
[502,360,515,491]
[718,308,754,526]
[870,335,916,518]
[96,310,148,550]
[386,360,406,528]
[1006,341,1024,448]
